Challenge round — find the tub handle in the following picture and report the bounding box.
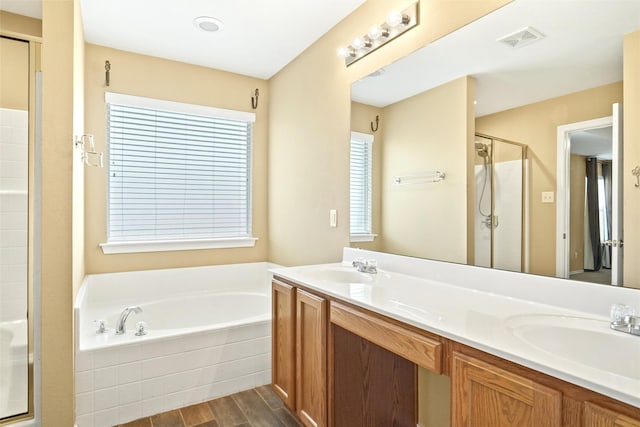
[135,321,147,336]
[94,319,107,334]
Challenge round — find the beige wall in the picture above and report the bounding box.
[0,10,42,38]
[268,0,510,266]
[0,36,29,110]
[624,31,640,289]
[378,76,473,263]
[84,44,269,273]
[41,0,83,424]
[350,101,383,252]
[569,154,585,273]
[476,82,622,277]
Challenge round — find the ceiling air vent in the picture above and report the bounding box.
[497,26,545,49]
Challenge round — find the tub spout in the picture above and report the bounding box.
[115,306,143,335]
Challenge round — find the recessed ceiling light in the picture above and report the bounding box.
[193,16,223,33]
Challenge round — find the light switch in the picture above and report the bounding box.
[330,209,337,227]
[541,191,554,203]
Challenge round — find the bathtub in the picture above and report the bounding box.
[74,262,275,427]
[0,319,28,420]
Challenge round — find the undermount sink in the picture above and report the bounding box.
[505,314,640,380]
[302,266,376,284]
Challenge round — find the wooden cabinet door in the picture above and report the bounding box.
[272,280,296,410]
[452,352,562,427]
[296,289,327,427]
[584,402,640,427]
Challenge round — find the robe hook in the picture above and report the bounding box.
[633,166,640,188]
[370,115,379,132]
[251,88,259,109]
[105,60,111,87]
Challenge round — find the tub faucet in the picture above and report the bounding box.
[115,306,143,335]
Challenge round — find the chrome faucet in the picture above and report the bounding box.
[115,306,143,335]
[352,258,378,274]
[610,304,640,337]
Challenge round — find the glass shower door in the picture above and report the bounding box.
[492,140,525,272]
[474,134,527,273]
[0,35,30,421]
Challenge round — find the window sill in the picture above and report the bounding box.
[100,237,258,254]
[350,234,377,243]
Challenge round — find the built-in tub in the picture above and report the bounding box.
[74,262,275,427]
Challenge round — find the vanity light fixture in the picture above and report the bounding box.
[337,2,418,66]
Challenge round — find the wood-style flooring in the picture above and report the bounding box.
[117,386,302,427]
[570,268,612,285]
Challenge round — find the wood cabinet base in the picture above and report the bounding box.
[272,276,640,427]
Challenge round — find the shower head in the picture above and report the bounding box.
[475,142,489,158]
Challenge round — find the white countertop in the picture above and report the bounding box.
[271,248,640,409]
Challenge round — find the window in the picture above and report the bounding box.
[350,131,375,242]
[100,93,257,254]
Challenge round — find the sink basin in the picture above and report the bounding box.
[302,266,375,284]
[505,314,640,379]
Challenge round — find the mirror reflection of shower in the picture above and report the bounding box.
[474,134,528,273]
[474,142,496,230]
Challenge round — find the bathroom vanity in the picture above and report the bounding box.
[271,249,640,427]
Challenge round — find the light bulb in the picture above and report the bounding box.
[352,36,366,50]
[337,46,354,58]
[386,11,403,27]
[368,25,382,40]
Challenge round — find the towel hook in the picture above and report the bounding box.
[251,88,259,109]
[370,115,379,132]
[105,60,111,87]
[633,166,640,188]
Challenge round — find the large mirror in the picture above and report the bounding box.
[350,0,640,288]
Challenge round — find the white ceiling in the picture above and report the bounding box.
[79,0,365,80]
[352,0,640,117]
[0,0,366,79]
[0,0,41,19]
[570,127,613,160]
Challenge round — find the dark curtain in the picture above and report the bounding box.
[585,158,601,271]
[601,161,613,268]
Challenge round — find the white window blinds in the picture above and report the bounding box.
[106,93,255,244]
[350,132,373,237]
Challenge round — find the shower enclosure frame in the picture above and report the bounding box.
[475,133,529,273]
[0,30,40,426]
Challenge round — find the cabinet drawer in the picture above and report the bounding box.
[330,301,442,373]
[583,402,640,427]
[452,352,562,427]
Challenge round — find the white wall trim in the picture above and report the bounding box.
[105,92,256,123]
[100,237,258,254]
[350,233,377,242]
[556,115,612,278]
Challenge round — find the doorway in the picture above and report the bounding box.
[556,104,623,286]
